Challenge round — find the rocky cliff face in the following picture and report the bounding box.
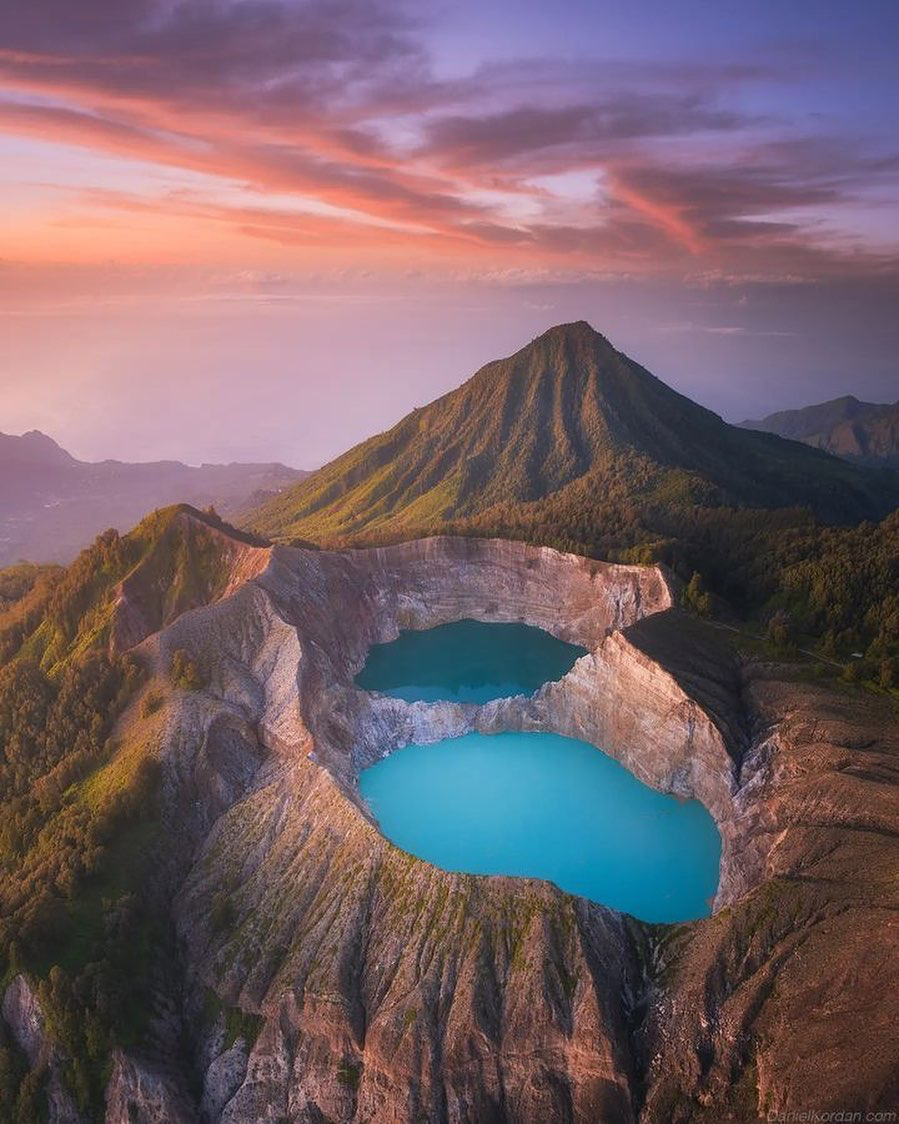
[1,975,83,1123]
[5,526,896,1122]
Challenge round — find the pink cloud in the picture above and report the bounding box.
[0,0,896,281]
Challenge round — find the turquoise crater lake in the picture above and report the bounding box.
[354,619,588,703]
[360,732,721,922]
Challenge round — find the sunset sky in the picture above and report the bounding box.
[2,0,897,467]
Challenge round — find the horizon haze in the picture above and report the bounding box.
[1,0,898,466]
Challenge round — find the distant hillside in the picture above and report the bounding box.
[741,395,899,466]
[251,321,897,545]
[0,430,309,566]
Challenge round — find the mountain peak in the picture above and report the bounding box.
[740,393,899,466]
[251,323,897,544]
[0,429,77,467]
[540,319,597,336]
[531,320,612,348]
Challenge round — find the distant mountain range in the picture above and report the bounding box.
[741,395,899,466]
[251,322,898,545]
[0,430,308,566]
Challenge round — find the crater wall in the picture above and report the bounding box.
[252,536,747,905]
[13,525,892,1123]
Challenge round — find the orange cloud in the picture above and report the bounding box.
[0,0,896,282]
[606,174,705,255]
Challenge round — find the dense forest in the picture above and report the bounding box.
[313,458,899,687]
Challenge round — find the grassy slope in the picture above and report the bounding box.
[252,322,897,544]
[0,504,256,1118]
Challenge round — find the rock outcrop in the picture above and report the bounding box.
[6,525,897,1121]
[2,975,83,1123]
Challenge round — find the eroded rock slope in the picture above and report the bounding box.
[4,526,896,1122]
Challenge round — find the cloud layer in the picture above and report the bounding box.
[1,1,897,468]
[1,0,897,281]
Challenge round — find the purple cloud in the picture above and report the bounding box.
[0,0,896,282]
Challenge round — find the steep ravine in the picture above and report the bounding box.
[4,530,896,1122]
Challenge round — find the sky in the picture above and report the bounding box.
[1,0,897,468]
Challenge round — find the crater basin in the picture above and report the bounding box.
[361,732,721,922]
[354,618,588,703]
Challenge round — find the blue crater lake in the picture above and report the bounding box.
[354,619,588,703]
[361,732,721,922]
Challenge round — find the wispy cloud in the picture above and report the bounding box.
[0,0,897,282]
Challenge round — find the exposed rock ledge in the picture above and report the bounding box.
[7,531,897,1122]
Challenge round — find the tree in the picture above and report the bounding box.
[684,572,712,617]
[170,649,204,691]
[767,609,798,655]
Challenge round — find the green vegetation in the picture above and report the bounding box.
[202,988,263,1052]
[170,648,204,691]
[140,689,164,718]
[0,505,246,1118]
[336,1058,363,1090]
[0,562,61,612]
[683,572,713,617]
[0,503,248,671]
[248,324,898,671]
[223,1007,263,1052]
[0,645,161,1117]
[0,1018,43,1123]
[208,891,237,934]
